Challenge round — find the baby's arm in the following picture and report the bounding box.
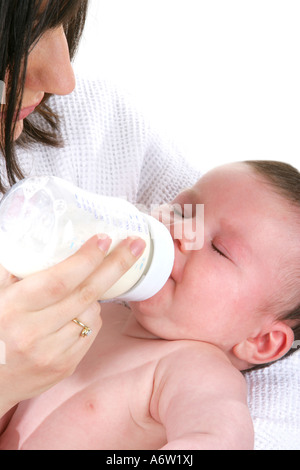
[150,342,254,450]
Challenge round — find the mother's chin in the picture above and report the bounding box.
[13,119,24,141]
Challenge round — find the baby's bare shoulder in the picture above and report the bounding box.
[160,339,232,368]
[154,340,246,397]
[151,341,253,450]
[150,340,250,444]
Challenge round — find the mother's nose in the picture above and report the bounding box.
[25,25,75,96]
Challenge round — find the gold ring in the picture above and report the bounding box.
[72,318,92,338]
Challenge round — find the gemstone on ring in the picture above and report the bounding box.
[72,318,92,338]
[80,326,92,337]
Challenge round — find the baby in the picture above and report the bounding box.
[0,160,299,450]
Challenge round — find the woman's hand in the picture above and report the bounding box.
[0,234,146,417]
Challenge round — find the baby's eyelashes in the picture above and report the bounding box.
[211,242,228,258]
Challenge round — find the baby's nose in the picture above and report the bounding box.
[150,203,204,251]
[174,206,204,252]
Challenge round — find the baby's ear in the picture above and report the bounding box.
[232,322,294,365]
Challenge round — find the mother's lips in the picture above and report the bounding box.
[17,98,43,121]
[0,97,44,122]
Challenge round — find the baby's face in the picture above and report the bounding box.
[130,162,300,352]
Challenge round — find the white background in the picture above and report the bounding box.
[73,0,300,173]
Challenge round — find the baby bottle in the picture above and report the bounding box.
[0,176,174,301]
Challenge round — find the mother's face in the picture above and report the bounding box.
[1,25,75,142]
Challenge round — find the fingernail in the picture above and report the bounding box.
[97,234,112,253]
[129,237,146,257]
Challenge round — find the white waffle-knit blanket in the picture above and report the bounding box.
[245,350,300,450]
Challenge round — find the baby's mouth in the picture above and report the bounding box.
[169,239,182,284]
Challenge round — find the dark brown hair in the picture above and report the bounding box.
[245,160,300,362]
[0,0,89,194]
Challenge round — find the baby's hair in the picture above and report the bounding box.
[244,160,300,363]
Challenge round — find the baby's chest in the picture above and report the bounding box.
[32,376,158,449]
[2,348,165,450]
